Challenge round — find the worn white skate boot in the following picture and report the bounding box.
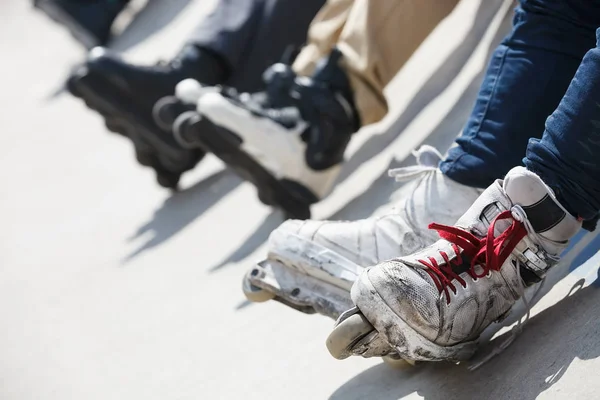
[243,147,482,321]
[327,167,581,363]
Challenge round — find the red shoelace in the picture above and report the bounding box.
[418,210,528,304]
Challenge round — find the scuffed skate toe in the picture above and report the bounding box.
[349,263,478,362]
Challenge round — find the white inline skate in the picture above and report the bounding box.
[326,167,586,367]
[243,146,483,367]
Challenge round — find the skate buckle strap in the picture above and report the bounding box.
[420,210,528,304]
[511,205,558,278]
[523,248,547,270]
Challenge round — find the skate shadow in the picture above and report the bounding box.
[336,0,511,185]
[569,231,600,282]
[122,168,241,263]
[234,300,253,310]
[330,268,600,400]
[208,210,285,272]
[110,0,196,52]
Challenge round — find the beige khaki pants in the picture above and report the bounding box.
[293,0,460,125]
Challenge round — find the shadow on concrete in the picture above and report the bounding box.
[329,267,600,400]
[208,210,285,272]
[336,0,508,185]
[122,168,241,262]
[234,300,253,311]
[110,0,196,52]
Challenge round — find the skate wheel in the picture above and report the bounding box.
[326,311,375,360]
[284,207,310,221]
[382,355,415,369]
[156,171,180,189]
[157,153,185,173]
[153,96,184,131]
[242,276,275,303]
[173,111,202,149]
[105,117,128,136]
[66,69,86,97]
[135,150,154,167]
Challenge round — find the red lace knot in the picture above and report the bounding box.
[418,210,528,304]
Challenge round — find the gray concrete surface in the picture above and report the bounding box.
[1,0,599,399]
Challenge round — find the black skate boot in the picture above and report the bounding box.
[177,48,359,218]
[33,0,129,49]
[67,45,227,188]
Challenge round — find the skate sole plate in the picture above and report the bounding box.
[245,259,354,320]
[178,116,316,219]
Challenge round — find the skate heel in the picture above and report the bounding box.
[175,114,316,219]
[152,96,196,132]
[172,111,207,149]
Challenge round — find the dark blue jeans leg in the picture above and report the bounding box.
[440,1,598,188]
[524,28,600,221]
[188,0,324,93]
